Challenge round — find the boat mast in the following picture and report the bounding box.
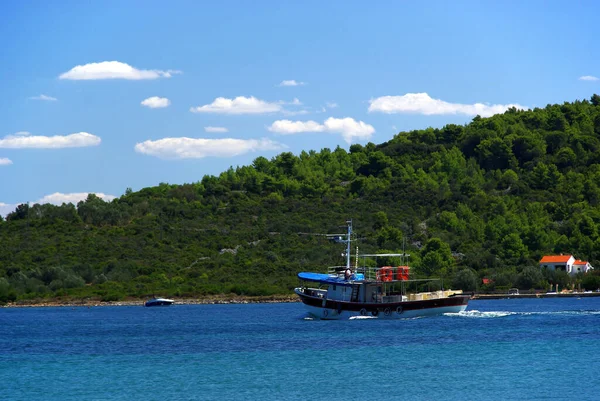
[346,219,352,270]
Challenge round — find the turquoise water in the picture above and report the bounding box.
[1,298,600,400]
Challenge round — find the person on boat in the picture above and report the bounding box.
[344,269,352,280]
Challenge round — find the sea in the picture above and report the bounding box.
[1,298,599,401]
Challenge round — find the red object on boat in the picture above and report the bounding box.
[377,266,394,282]
[396,266,410,281]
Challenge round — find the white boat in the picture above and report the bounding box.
[295,220,470,320]
[144,297,174,307]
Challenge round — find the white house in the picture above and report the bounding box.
[539,255,594,276]
[572,259,594,275]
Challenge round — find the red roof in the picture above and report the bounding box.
[482,278,492,285]
[540,255,573,263]
[573,260,588,265]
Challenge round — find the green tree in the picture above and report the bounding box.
[499,233,528,262]
[373,211,389,230]
[516,266,544,290]
[452,269,478,292]
[476,137,516,170]
[419,238,454,277]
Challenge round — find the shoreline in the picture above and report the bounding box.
[473,292,600,300]
[1,294,300,308]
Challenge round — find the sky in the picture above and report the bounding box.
[1,0,599,216]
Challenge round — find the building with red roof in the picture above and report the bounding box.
[572,259,593,275]
[539,255,594,276]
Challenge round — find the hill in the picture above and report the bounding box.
[2,95,600,303]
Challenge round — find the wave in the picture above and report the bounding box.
[525,310,600,316]
[449,310,515,318]
[447,310,600,318]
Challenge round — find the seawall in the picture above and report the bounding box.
[473,292,600,300]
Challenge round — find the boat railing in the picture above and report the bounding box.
[326,265,411,281]
[322,266,463,297]
[327,266,351,275]
[327,265,409,279]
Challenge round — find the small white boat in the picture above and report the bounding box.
[295,220,470,320]
[144,297,174,307]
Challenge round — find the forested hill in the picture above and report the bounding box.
[2,95,600,303]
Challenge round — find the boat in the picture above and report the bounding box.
[144,297,174,307]
[294,220,470,319]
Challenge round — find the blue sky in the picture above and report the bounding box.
[1,0,599,216]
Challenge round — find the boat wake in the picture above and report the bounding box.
[523,310,600,316]
[447,310,600,318]
[449,310,515,318]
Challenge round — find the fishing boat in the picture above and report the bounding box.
[294,220,470,319]
[144,297,174,307]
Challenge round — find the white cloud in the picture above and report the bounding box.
[319,102,339,113]
[204,127,229,133]
[278,98,309,115]
[141,96,171,108]
[190,96,282,114]
[579,75,599,81]
[37,192,116,205]
[30,94,58,101]
[0,158,12,165]
[278,80,305,87]
[281,109,310,117]
[269,120,325,134]
[268,117,375,143]
[276,98,303,106]
[134,137,286,159]
[59,61,181,80]
[0,132,101,149]
[368,93,527,118]
[323,117,375,143]
[0,192,116,218]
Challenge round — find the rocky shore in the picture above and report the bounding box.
[1,294,300,308]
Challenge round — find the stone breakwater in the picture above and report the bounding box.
[1,295,300,308]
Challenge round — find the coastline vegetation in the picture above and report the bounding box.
[2,95,600,304]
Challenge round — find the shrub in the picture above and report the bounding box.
[452,269,478,292]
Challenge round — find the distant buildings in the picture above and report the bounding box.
[539,255,594,276]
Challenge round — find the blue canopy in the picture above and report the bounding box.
[298,272,353,285]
